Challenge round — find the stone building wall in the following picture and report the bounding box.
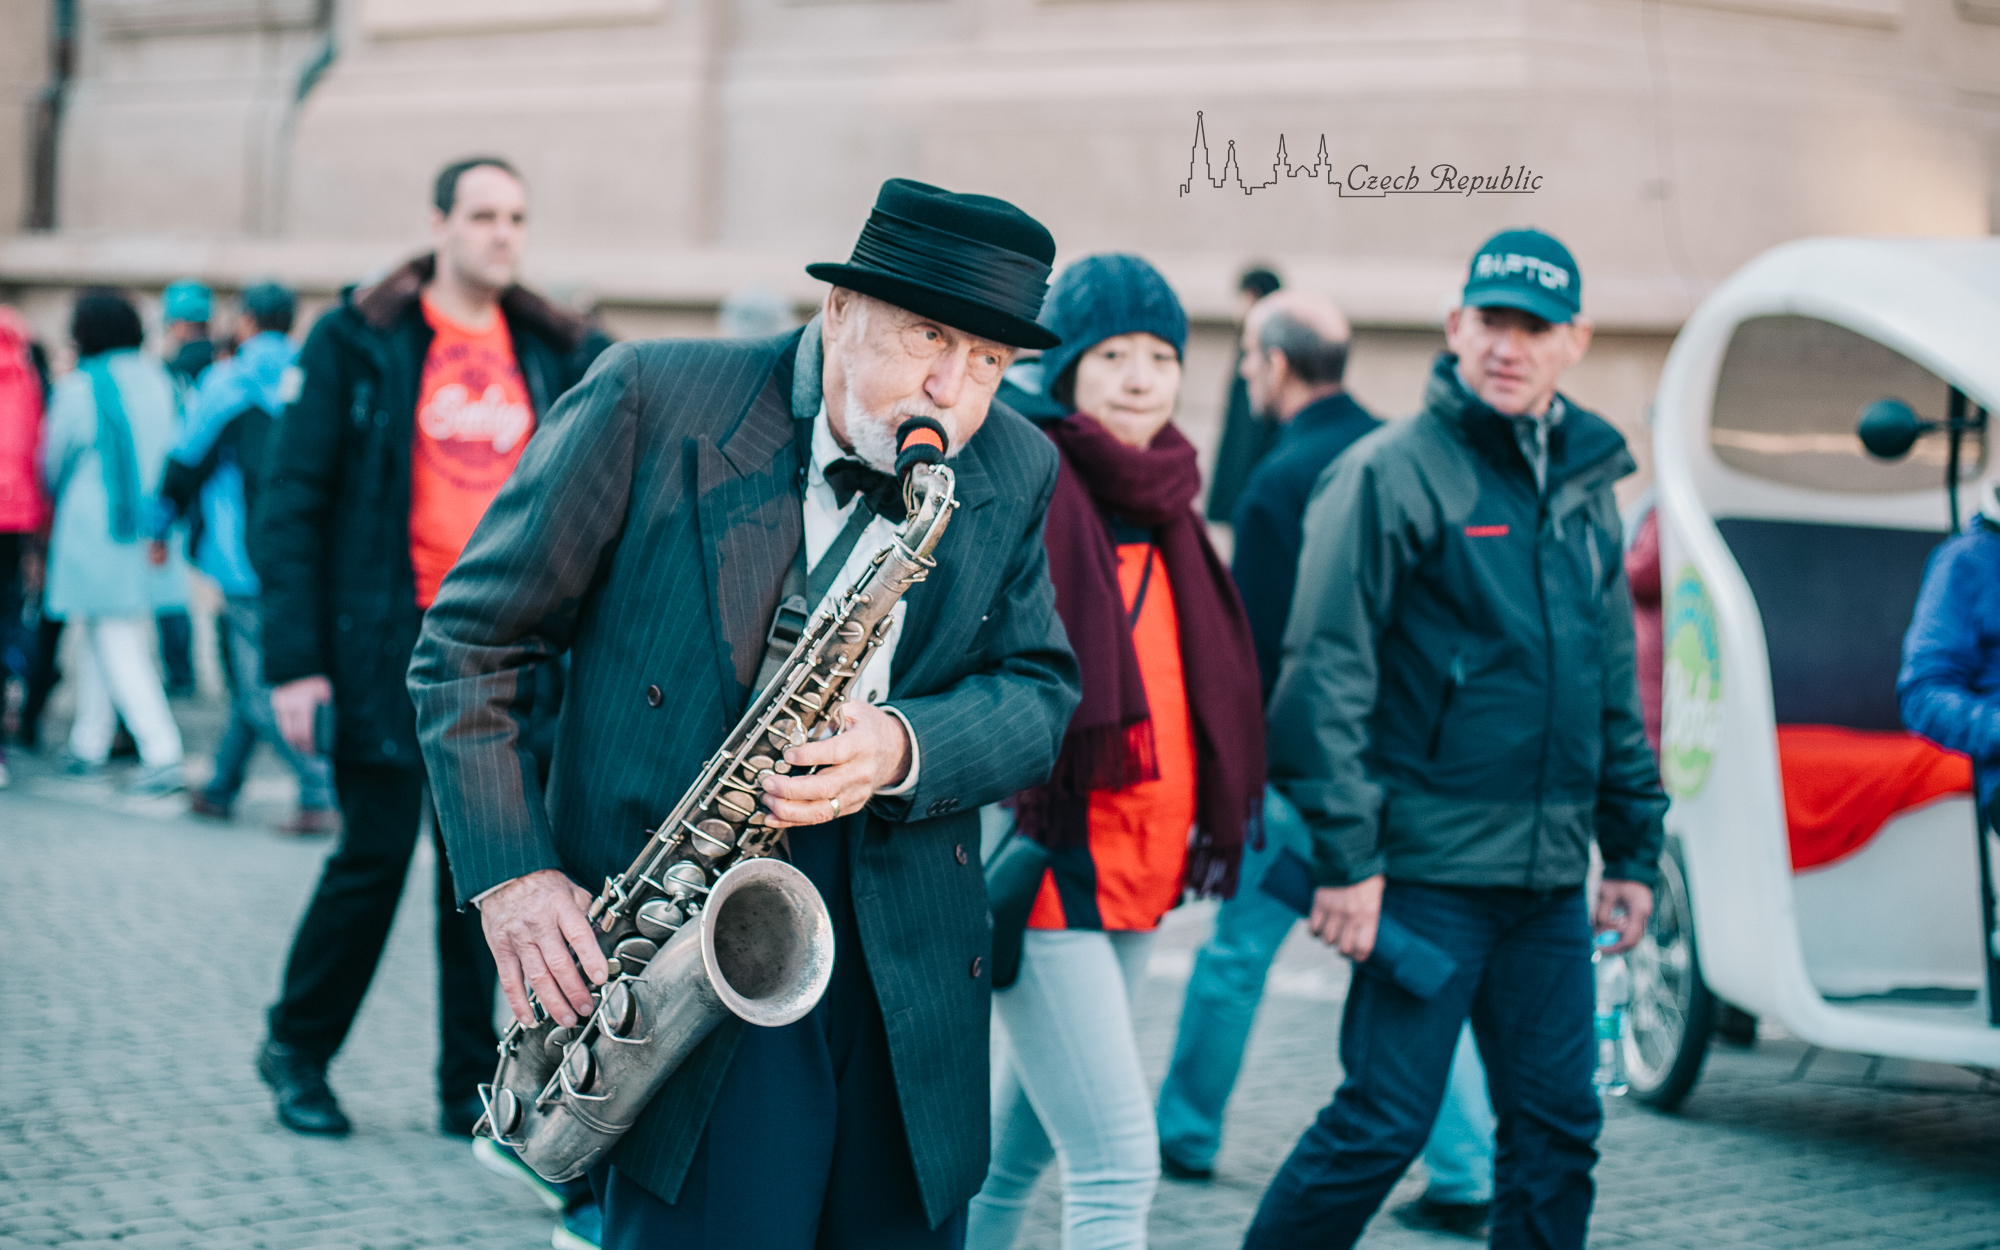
[2,0,1997,495]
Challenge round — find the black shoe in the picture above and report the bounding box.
[441,1092,485,1138]
[257,1039,351,1136]
[1160,1150,1213,1182]
[1393,1196,1491,1240]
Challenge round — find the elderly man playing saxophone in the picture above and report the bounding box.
[408,178,1081,1250]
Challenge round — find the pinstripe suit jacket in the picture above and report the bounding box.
[407,326,1079,1225]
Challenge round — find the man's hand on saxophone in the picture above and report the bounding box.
[758,701,912,829]
[479,869,610,1028]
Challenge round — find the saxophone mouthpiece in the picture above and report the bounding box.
[894,416,949,476]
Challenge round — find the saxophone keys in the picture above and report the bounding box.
[664,860,711,898]
[545,1025,578,1058]
[561,1042,598,1095]
[634,897,684,940]
[486,1086,523,1137]
[613,936,658,968]
[690,819,737,858]
[599,981,638,1038]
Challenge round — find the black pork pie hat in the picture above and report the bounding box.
[808,178,1062,351]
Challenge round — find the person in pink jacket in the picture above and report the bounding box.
[0,306,50,788]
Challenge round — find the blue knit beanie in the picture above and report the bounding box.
[1035,254,1188,405]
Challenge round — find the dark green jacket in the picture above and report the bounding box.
[1270,354,1666,891]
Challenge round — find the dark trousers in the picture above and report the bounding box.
[266,759,498,1102]
[0,533,25,724]
[20,615,62,746]
[595,816,966,1250]
[1244,883,1601,1250]
[156,608,194,693]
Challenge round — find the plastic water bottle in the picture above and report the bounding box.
[1592,930,1630,1097]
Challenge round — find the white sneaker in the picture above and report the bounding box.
[128,762,186,796]
[472,1136,566,1212]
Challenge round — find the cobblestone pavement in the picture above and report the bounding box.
[5,696,2000,1249]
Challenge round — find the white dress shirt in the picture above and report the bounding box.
[803,402,921,796]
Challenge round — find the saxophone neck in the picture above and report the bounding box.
[899,462,956,550]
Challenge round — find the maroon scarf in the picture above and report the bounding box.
[1013,413,1265,898]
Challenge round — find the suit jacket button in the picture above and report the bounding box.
[954,843,968,865]
[646,684,663,707]
[969,956,983,978]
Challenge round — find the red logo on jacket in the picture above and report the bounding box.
[1464,524,1510,537]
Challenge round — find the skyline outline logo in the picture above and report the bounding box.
[1179,112,1545,199]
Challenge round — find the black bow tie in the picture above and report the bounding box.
[823,458,907,522]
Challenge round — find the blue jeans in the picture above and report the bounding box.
[206,596,333,810]
[1157,788,1497,1201]
[1426,1025,1497,1206]
[969,928,1160,1250]
[1243,883,1599,1250]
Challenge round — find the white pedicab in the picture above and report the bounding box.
[1633,236,2000,1105]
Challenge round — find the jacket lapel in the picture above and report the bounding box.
[890,436,1001,695]
[695,361,805,716]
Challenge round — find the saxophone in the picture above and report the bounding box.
[474,418,960,1181]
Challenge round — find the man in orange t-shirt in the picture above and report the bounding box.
[410,292,536,607]
[254,156,609,1198]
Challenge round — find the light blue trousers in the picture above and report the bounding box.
[968,918,1161,1250]
[1153,786,1496,1202]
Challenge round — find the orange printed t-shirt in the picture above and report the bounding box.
[409,295,535,608]
[1028,541,1198,932]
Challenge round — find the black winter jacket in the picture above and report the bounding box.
[252,254,612,766]
[1269,353,1668,891]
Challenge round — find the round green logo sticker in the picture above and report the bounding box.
[1662,567,1723,798]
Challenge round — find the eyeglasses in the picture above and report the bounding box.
[892,318,1011,387]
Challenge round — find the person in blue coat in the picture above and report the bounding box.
[40,290,187,793]
[157,282,336,833]
[1899,479,2000,820]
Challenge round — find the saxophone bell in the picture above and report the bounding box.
[492,857,834,1183]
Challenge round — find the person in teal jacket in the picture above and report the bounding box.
[157,282,336,831]
[40,290,187,793]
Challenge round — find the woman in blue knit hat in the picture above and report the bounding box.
[970,255,1265,1250]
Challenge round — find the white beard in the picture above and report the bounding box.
[840,376,904,474]
[837,367,966,473]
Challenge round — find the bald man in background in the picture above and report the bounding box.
[1222,293,1377,698]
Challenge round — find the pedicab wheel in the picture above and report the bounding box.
[1624,837,1715,1110]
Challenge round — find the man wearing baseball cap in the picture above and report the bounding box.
[1244,228,1667,1249]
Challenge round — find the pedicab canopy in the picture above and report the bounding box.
[1650,236,2000,1068]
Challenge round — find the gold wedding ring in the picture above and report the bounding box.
[829,795,841,818]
